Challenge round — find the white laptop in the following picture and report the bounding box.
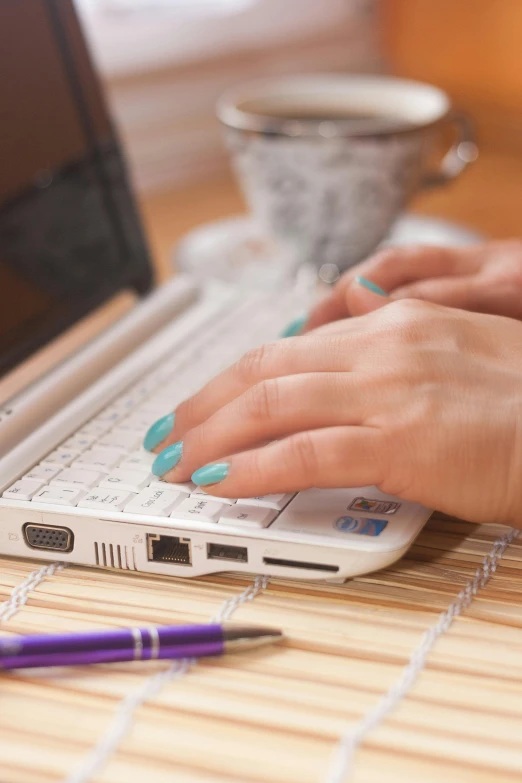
[0,0,431,582]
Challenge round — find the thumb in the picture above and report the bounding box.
[345,276,390,315]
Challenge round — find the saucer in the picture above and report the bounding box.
[174,214,483,287]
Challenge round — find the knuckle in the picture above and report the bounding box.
[243,379,280,422]
[233,343,272,384]
[285,432,319,479]
[182,420,206,455]
[174,393,198,429]
[243,450,266,486]
[446,317,477,353]
[386,298,434,342]
[390,296,429,317]
[319,332,349,359]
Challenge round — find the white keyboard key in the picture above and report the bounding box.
[24,464,62,482]
[99,468,152,493]
[171,497,224,523]
[61,433,97,452]
[150,479,194,494]
[94,407,124,424]
[191,489,237,505]
[112,395,139,413]
[241,493,295,511]
[79,489,135,511]
[32,487,85,506]
[41,449,81,468]
[157,401,177,414]
[3,480,45,500]
[73,448,122,472]
[143,393,176,407]
[131,380,156,398]
[51,468,104,490]
[133,403,167,417]
[219,504,277,528]
[119,450,156,470]
[96,431,142,452]
[124,487,186,516]
[118,414,156,433]
[77,420,112,437]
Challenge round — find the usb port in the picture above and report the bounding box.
[207,543,248,563]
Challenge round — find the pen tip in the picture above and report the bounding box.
[222,625,283,642]
[222,625,284,653]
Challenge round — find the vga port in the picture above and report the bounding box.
[23,523,74,552]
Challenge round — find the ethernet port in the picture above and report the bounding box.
[147,534,191,565]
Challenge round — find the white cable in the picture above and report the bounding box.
[64,574,270,783]
[0,562,65,624]
[325,526,520,783]
[212,574,270,623]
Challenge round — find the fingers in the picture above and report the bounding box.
[303,282,350,332]
[161,325,368,448]
[343,279,391,317]
[187,426,385,497]
[157,372,370,482]
[305,245,482,330]
[391,275,522,319]
[355,244,482,290]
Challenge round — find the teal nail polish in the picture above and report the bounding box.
[355,276,388,297]
[280,315,307,338]
[152,441,183,476]
[192,462,230,486]
[143,413,175,451]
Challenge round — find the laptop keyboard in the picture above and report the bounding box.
[2,289,309,529]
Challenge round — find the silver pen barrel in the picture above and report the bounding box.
[222,625,283,653]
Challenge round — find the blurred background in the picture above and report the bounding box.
[75,0,522,278]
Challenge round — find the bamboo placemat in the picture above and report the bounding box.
[1,512,522,783]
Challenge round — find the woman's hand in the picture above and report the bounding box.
[146,299,522,528]
[305,240,522,330]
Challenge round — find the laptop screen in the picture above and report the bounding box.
[0,0,153,379]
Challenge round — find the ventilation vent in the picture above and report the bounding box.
[94,542,137,570]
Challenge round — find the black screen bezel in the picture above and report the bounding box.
[0,0,154,378]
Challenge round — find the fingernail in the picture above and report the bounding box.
[192,462,230,486]
[143,413,175,451]
[280,315,307,338]
[152,441,183,476]
[355,276,388,297]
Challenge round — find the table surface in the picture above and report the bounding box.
[2,156,522,783]
[1,518,522,783]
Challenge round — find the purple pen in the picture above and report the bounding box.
[0,624,283,670]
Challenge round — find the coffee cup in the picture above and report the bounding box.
[217,74,477,279]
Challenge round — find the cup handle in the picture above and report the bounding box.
[421,110,478,189]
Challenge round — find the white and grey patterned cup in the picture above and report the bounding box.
[217,74,477,281]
